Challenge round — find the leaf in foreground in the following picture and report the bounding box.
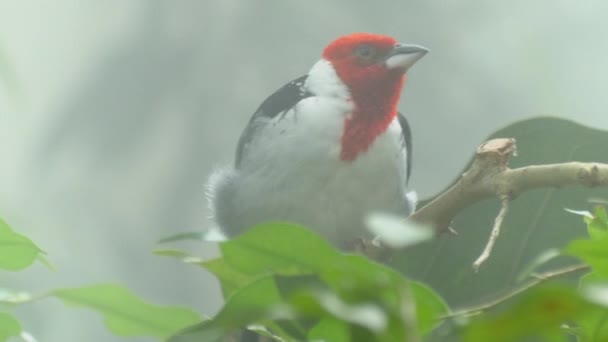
[53,284,200,339]
[220,223,339,276]
[177,223,449,341]
[577,273,608,341]
[565,237,608,277]
[585,206,608,240]
[410,281,450,334]
[169,275,286,342]
[0,312,21,341]
[0,219,44,271]
[464,285,595,342]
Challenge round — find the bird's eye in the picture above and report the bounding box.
[354,44,377,61]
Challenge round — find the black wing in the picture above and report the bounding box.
[397,112,413,184]
[235,75,313,168]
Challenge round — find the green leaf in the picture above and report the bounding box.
[155,249,253,297]
[287,289,391,341]
[168,320,225,342]
[307,317,350,342]
[153,249,206,267]
[173,223,450,341]
[288,282,448,341]
[169,275,286,342]
[397,117,608,307]
[307,255,447,338]
[0,312,21,341]
[36,254,56,271]
[212,275,287,327]
[247,325,289,342]
[53,284,200,339]
[464,285,594,342]
[202,258,252,298]
[587,206,608,240]
[220,223,340,276]
[312,291,388,332]
[0,218,44,271]
[565,238,608,276]
[577,273,608,341]
[157,231,206,244]
[410,281,450,334]
[154,249,253,297]
[320,254,404,293]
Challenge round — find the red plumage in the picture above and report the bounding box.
[323,33,406,161]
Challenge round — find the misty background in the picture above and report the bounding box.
[1,1,608,341]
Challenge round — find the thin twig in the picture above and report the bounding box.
[440,263,589,320]
[473,197,510,272]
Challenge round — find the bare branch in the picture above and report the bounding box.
[472,197,510,272]
[410,138,608,232]
[441,263,589,320]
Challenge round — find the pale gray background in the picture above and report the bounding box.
[1,1,608,341]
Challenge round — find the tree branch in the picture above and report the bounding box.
[410,138,608,233]
[441,263,589,319]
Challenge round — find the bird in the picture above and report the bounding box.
[207,32,427,248]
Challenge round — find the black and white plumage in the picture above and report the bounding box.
[207,33,427,246]
[234,75,313,168]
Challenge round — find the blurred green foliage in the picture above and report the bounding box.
[2,117,608,341]
[0,219,200,341]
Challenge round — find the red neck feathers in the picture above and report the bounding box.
[321,33,405,162]
[340,74,404,162]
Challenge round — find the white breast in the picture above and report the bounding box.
[220,111,409,244]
